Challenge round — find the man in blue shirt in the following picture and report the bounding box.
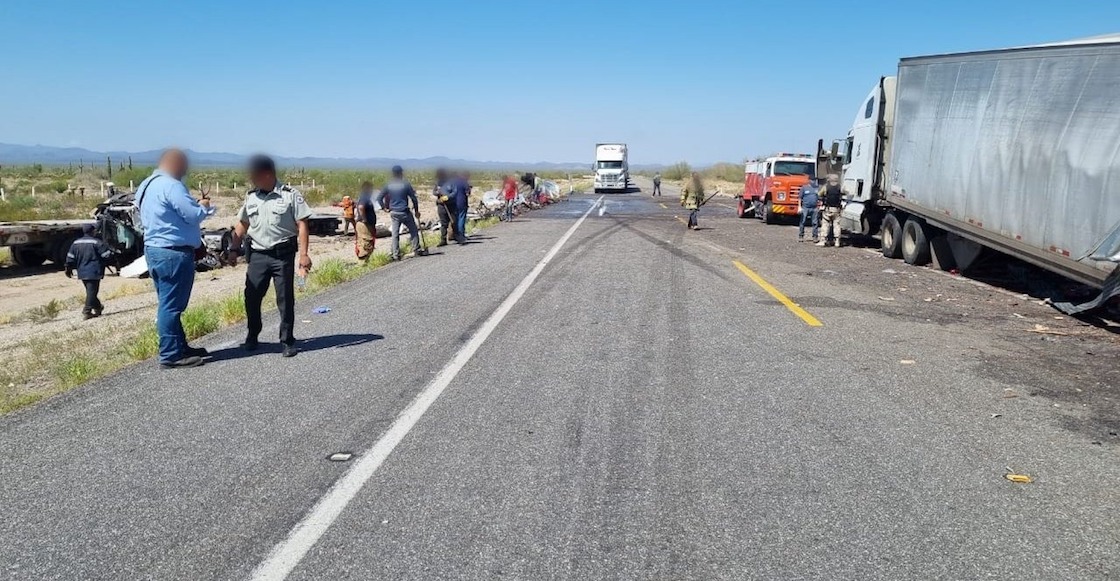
[136,149,214,369]
[447,171,471,244]
[798,177,821,242]
[376,165,424,261]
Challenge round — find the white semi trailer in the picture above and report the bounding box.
[822,34,1120,311]
[594,143,629,193]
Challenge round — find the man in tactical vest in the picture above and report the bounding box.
[817,173,844,247]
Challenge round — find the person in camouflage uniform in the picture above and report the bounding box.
[680,172,705,230]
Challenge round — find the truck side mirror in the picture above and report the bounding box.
[830,141,840,159]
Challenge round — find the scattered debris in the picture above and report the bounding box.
[900,359,916,365]
[301,319,312,324]
[878,296,896,302]
[991,413,1002,419]
[1004,473,1033,484]
[923,298,934,302]
[312,306,332,315]
[1012,313,1027,319]
[328,452,354,462]
[882,268,898,274]
[822,269,839,276]
[1002,389,1019,399]
[1026,324,1068,336]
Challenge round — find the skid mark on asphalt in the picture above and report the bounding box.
[249,197,605,581]
[733,260,823,327]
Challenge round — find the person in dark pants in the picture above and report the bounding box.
[448,171,471,243]
[64,223,114,319]
[652,172,662,196]
[229,155,313,358]
[681,172,704,229]
[432,168,454,246]
[137,149,213,369]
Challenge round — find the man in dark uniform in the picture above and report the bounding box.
[377,165,424,260]
[448,171,471,244]
[64,223,114,319]
[432,168,454,246]
[229,155,313,357]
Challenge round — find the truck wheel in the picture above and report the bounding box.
[50,236,78,265]
[901,218,931,266]
[763,201,776,224]
[880,213,903,259]
[737,199,747,219]
[11,246,48,268]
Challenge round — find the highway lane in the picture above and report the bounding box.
[1,187,1118,580]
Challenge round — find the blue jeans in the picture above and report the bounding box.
[455,207,468,241]
[145,246,196,363]
[799,207,820,240]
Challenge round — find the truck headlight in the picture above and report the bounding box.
[777,192,787,201]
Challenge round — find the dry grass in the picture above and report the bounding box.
[0,212,509,415]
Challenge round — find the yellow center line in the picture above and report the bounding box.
[732,260,822,327]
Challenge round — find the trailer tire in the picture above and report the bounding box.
[901,218,931,266]
[11,246,48,268]
[50,235,78,265]
[881,213,903,259]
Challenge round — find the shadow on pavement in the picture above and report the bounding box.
[206,333,384,363]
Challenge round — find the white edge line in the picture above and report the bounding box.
[249,195,605,581]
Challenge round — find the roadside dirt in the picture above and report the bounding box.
[0,191,449,350]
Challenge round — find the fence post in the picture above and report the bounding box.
[31,185,36,198]
[129,180,134,190]
[100,182,105,196]
[0,188,5,201]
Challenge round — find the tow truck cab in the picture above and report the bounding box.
[739,154,816,223]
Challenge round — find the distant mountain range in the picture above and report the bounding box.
[0,143,605,171]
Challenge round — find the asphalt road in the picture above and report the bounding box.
[1,179,1118,580]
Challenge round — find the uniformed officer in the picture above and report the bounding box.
[229,155,313,357]
[681,172,705,229]
[64,223,114,319]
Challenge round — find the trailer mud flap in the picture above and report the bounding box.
[1053,265,1120,315]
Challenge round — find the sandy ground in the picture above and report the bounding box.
[0,194,442,350]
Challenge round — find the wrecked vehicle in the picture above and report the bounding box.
[94,190,233,275]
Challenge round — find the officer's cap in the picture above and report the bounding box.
[247,154,277,174]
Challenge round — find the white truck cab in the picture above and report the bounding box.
[838,76,896,234]
[594,143,629,193]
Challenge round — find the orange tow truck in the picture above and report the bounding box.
[738,153,816,224]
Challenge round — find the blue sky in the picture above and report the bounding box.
[0,1,1116,165]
